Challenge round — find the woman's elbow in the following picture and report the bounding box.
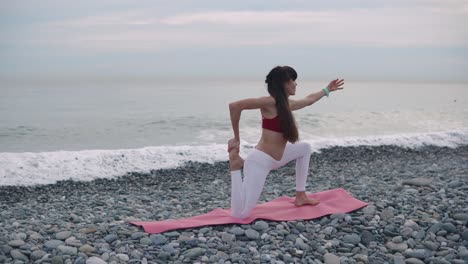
[229,102,240,112]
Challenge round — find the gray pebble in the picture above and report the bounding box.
[342,233,361,245]
[57,245,78,255]
[10,249,29,262]
[150,234,167,245]
[183,247,206,258]
[405,258,425,264]
[7,240,25,247]
[245,228,260,239]
[44,239,65,249]
[55,231,72,240]
[323,253,340,264]
[86,256,107,264]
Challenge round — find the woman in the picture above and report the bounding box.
[227,65,344,219]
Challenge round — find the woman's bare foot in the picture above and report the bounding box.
[294,192,320,207]
[228,147,244,171]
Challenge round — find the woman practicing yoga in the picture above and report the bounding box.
[227,65,344,219]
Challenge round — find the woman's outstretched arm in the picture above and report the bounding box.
[289,79,345,111]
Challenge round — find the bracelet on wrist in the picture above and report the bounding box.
[323,87,330,97]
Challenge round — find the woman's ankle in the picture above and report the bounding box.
[295,191,307,198]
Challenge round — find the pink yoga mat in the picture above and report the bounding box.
[129,188,368,234]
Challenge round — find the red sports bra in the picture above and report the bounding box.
[262,113,284,133]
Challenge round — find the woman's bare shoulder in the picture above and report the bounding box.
[230,96,275,110]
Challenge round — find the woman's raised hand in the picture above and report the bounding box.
[327,78,345,92]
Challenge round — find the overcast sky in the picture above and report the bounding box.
[1,0,467,82]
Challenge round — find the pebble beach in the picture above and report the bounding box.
[1,144,467,264]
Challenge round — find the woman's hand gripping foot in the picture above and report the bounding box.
[228,138,244,171]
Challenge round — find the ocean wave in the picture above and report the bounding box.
[1,129,467,186]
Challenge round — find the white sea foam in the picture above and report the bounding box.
[1,129,467,186]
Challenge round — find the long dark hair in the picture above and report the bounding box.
[265,65,299,143]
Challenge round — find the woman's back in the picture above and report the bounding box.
[256,105,288,161]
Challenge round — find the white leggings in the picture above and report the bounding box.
[230,141,313,219]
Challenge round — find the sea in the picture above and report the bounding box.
[1,77,467,186]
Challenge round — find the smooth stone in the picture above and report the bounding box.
[441,223,457,233]
[130,232,146,240]
[447,181,462,188]
[74,257,86,264]
[422,241,439,251]
[140,237,152,245]
[79,227,97,234]
[432,258,451,264]
[55,231,72,240]
[1,245,12,254]
[261,254,271,261]
[116,254,129,262]
[57,245,78,255]
[229,227,245,235]
[30,250,47,260]
[452,213,468,221]
[86,256,107,264]
[404,220,420,231]
[380,208,395,220]
[44,240,65,249]
[446,234,460,241]
[8,240,25,247]
[183,247,206,258]
[295,238,310,250]
[393,255,405,264]
[405,258,425,264]
[103,234,119,244]
[324,253,340,264]
[157,252,171,260]
[10,250,29,262]
[458,246,468,258]
[400,227,413,237]
[29,232,43,240]
[386,241,408,252]
[404,188,419,194]
[324,226,335,235]
[404,248,433,259]
[401,177,432,186]
[330,213,346,220]
[150,234,167,245]
[164,231,180,237]
[412,229,426,240]
[252,221,269,231]
[221,233,235,243]
[162,244,175,254]
[245,229,260,239]
[342,234,361,245]
[79,244,96,253]
[361,230,375,246]
[428,223,442,234]
[199,227,210,234]
[363,205,376,216]
[10,232,27,240]
[354,254,368,263]
[51,255,63,264]
[65,237,82,247]
[463,230,468,241]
